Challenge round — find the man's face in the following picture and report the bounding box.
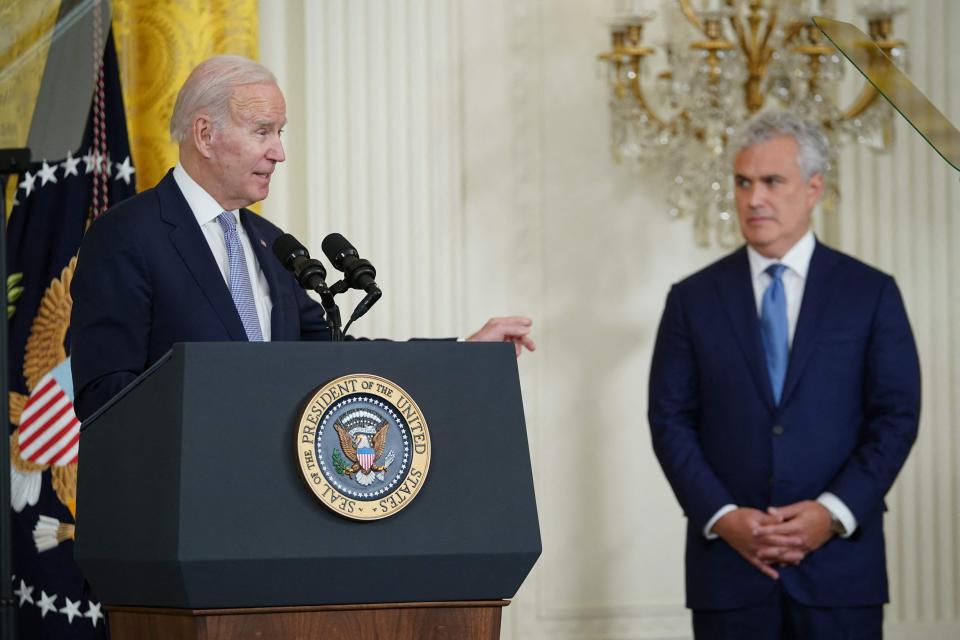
[207,82,287,210]
[733,135,823,259]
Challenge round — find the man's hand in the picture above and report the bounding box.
[467,316,536,357]
[753,500,834,565]
[712,507,785,580]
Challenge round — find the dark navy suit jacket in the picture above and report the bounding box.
[648,241,920,610]
[70,170,330,420]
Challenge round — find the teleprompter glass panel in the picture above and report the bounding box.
[814,16,959,172]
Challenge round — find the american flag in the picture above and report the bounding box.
[6,28,135,639]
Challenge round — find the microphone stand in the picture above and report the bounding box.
[316,285,343,342]
[325,279,381,337]
[0,147,30,640]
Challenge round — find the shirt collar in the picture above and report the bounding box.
[172,163,239,227]
[746,229,816,281]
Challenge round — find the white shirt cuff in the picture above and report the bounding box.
[703,504,738,540]
[817,492,857,538]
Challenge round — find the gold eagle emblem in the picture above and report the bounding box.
[333,419,389,476]
[9,257,79,549]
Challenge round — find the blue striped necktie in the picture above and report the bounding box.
[760,263,788,404]
[217,212,263,342]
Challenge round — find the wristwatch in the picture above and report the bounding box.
[830,513,847,537]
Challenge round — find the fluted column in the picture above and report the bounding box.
[261,0,464,340]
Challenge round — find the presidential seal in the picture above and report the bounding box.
[296,374,431,520]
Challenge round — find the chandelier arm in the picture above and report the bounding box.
[779,20,805,47]
[758,2,780,56]
[745,1,764,54]
[612,58,627,101]
[730,11,751,57]
[632,76,670,129]
[839,81,881,121]
[759,46,776,67]
[678,0,706,36]
[759,25,783,66]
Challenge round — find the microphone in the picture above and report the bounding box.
[321,233,379,294]
[272,233,345,340]
[321,233,382,326]
[272,233,329,293]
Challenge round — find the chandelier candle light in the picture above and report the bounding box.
[598,0,907,246]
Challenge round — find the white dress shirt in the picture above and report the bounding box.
[704,230,857,539]
[172,164,273,340]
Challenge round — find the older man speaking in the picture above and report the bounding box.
[70,55,534,420]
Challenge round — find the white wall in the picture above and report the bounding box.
[260,1,960,638]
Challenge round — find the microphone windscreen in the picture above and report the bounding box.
[272,233,307,267]
[321,232,353,265]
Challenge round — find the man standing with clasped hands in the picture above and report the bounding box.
[648,110,920,639]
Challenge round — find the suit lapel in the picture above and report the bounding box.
[716,248,776,410]
[779,241,840,406]
[157,172,248,341]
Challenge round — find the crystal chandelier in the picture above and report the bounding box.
[598,0,907,246]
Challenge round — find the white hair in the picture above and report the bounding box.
[169,55,277,143]
[730,110,830,180]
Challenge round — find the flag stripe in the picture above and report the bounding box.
[49,431,81,466]
[19,386,67,435]
[18,376,56,416]
[21,405,76,460]
[19,392,71,449]
[32,418,80,465]
[18,379,62,432]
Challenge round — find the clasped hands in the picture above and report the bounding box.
[712,501,834,580]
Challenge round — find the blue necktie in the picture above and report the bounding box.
[760,263,788,404]
[217,212,263,342]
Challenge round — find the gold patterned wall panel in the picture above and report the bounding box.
[0,0,59,149]
[111,0,259,191]
[0,0,60,218]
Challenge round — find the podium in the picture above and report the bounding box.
[74,342,541,639]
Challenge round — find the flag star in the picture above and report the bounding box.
[18,171,36,197]
[61,152,81,177]
[83,150,96,174]
[14,579,34,606]
[37,591,58,618]
[60,597,82,624]
[37,160,58,186]
[114,155,135,184]
[84,601,103,627]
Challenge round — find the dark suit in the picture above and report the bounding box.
[648,241,920,613]
[70,170,330,420]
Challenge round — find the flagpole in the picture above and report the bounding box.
[0,148,29,640]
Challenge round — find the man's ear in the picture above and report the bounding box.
[192,116,216,159]
[806,172,824,207]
